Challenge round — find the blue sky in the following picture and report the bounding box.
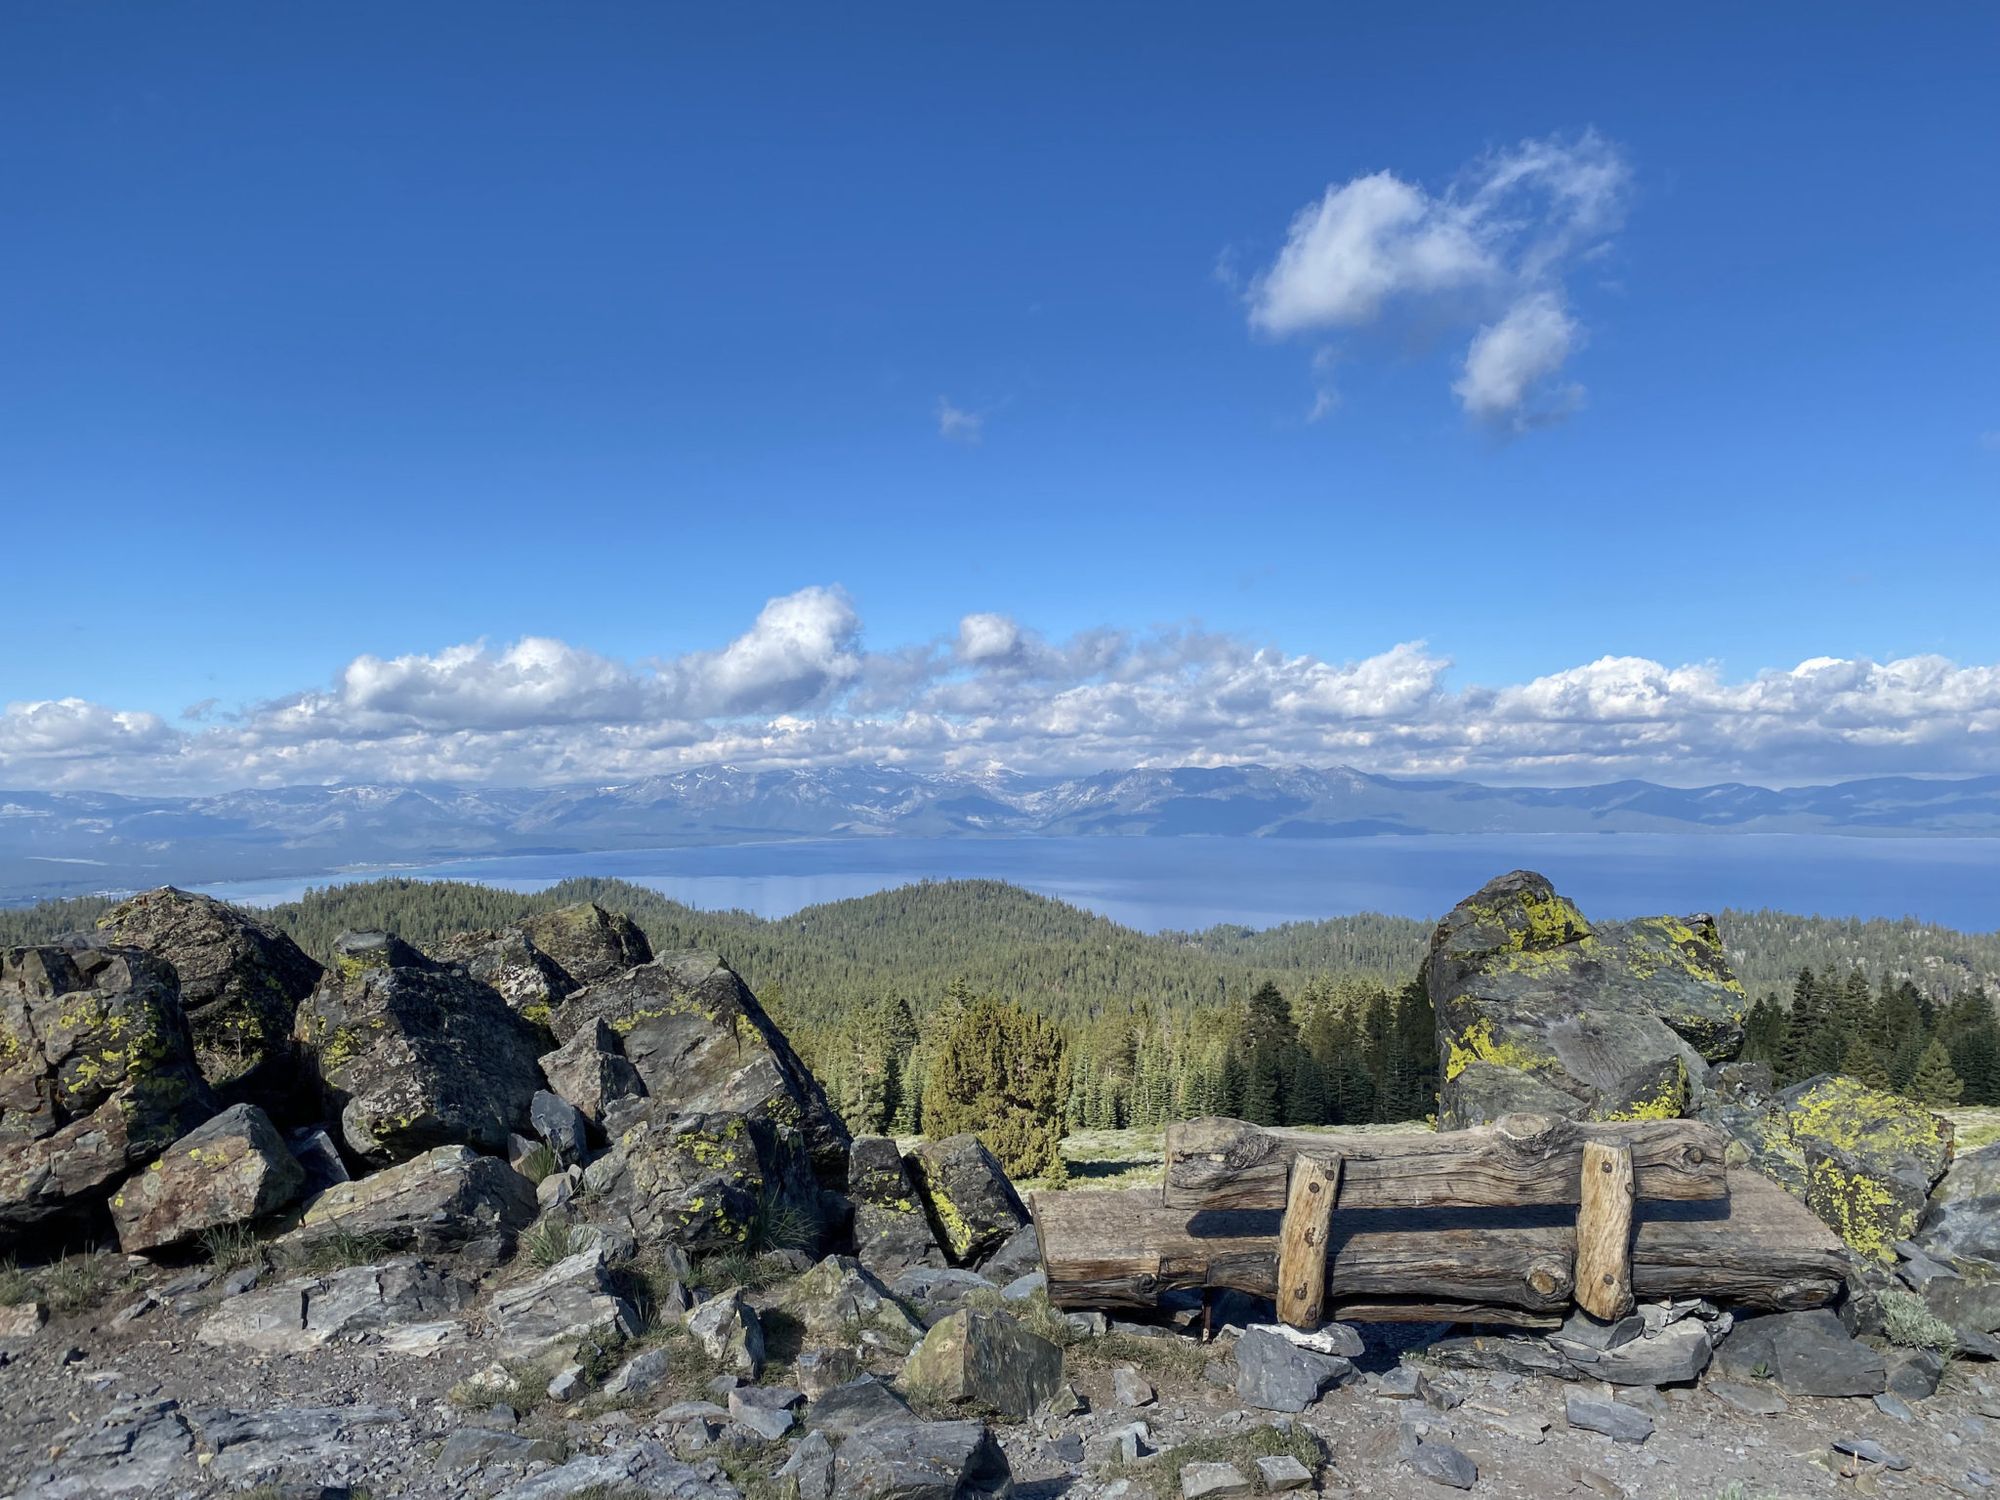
[2,4,1997,792]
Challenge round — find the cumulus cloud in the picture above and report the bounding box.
[1245,131,1628,427]
[4,590,1999,794]
[1453,292,1582,427]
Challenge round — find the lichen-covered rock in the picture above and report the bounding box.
[1,944,216,1247]
[292,931,548,1166]
[537,1019,646,1128]
[110,1101,305,1253]
[779,1255,924,1354]
[903,1307,1063,1420]
[905,1134,1028,1265]
[551,951,850,1176]
[1779,1075,1953,1262]
[579,1105,819,1256]
[96,887,322,1113]
[849,1135,946,1279]
[521,902,651,988]
[1702,1068,1953,1262]
[280,1143,537,1255]
[435,925,577,1030]
[1427,871,1749,1127]
[1915,1142,2000,1276]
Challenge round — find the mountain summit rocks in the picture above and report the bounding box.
[1427,870,1749,1127]
[292,931,549,1167]
[95,887,323,1115]
[552,949,851,1176]
[1,944,216,1248]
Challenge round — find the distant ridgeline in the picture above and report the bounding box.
[2,876,1996,1134]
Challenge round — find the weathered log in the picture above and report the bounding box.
[1575,1141,1635,1320]
[1034,1190,1576,1312]
[1033,1169,1844,1315]
[1276,1153,1339,1329]
[1329,1300,1563,1329]
[1164,1114,1727,1212]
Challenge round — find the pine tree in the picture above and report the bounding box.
[1840,1032,1891,1091]
[1909,1039,1965,1107]
[1779,969,1826,1085]
[920,994,1071,1178]
[1231,981,1298,1125]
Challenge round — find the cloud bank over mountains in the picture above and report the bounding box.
[4,587,1997,794]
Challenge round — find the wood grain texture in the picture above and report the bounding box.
[1276,1153,1340,1329]
[1329,1300,1564,1329]
[1035,1169,1843,1315]
[1575,1141,1636,1319]
[1163,1114,1727,1212]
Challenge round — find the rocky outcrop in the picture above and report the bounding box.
[1714,1308,1888,1397]
[551,950,850,1177]
[1427,871,1750,1127]
[537,1019,646,1128]
[280,1144,537,1255]
[904,1308,1064,1420]
[832,1420,1013,1500]
[96,887,322,1113]
[1704,1070,1954,1261]
[905,1134,1029,1265]
[484,1247,639,1361]
[520,902,651,988]
[109,1102,305,1253]
[292,931,547,1166]
[198,1257,475,1353]
[1,944,215,1248]
[687,1286,764,1378]
[435,926,577,1028]
[849,1135,947,1279]
[579,1105,819,1256]
[779,1254,925,1354]
[1915,1142,2000,1276]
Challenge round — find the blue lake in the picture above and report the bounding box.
[192,833,2000,933]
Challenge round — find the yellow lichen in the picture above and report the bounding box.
[1443,1017,1553,1083]
[1600,1059,1688,1121]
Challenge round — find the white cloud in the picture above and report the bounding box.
[680,585,864,714]
[937,398,984,443]
[957,612,1025,665]
[1453,292,1582,427]
[1245,131,1628,426]
[0,698,173,759]
[338,637,647,729]
[5,590,1999,793]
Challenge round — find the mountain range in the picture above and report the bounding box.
[4,764,1999,904]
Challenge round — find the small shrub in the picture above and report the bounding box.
[1134,1424,1322,1494]
[524,1219,584,1269]
[695,1249,785,1292]
[0,1257,35,1306]
[1881,1288,1956,1356]
[279,1226,388,1273]
[1068,1326,1210,1384]
[519,1144,560,1186]
[198,1222,264,1271]
[42,1253,129,1315]
[749,1192,819,1255]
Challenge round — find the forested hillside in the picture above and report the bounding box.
[4,875,1995,1134]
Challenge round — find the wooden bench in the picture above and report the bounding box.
[1034,1113,1847,1328]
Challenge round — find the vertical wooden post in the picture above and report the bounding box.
[1575,1140,1635,1319]
[1276,1152,1341,1329]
